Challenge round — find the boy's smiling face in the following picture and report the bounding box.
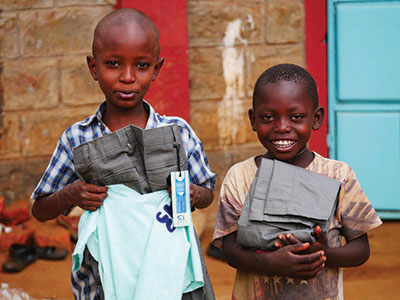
[87,21,163,112]
[249,80,323,166]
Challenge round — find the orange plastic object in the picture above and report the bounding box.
[1,200,30,225]
[24,219,72,253]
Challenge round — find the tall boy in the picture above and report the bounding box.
[213,64,382,299]
[31,8,216,299]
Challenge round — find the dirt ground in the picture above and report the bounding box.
[0,221,399,300]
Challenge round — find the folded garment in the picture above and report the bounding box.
[74,124,187,194]
[237,158,341,250]
[72,185,204,300]
[73,124,215,300]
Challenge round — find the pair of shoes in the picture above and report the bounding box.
[1,244,36,273]
[1,244,69,273]
[36,246,68,260]
[206,243,226,262]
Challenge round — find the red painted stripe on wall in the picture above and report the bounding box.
[305,0,329,157]
[115,0,190,122]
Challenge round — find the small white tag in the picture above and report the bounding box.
[171,170,191,227]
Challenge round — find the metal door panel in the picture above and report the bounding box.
[336,112,400,211]
[328,0,400,218]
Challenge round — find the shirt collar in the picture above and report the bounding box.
[80,100,158,129]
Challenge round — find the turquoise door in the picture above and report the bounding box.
[328,0,400,219]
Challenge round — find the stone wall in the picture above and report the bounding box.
[0,0,114,204]
[0,0,305,206]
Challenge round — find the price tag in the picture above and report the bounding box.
[171,170,191,227]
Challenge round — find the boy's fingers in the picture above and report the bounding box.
[277,234,288,245]
[86,184,108,193]
[315,225,322,235]
[290,242,310,253]
[298,250,325,265]
[286,233,302,244]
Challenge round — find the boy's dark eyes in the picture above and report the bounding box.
[106,61,120,67]
[137,62,150,69]
[291,114,305,121]
[261,115,274,121]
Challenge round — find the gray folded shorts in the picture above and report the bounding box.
[237,158,341,251]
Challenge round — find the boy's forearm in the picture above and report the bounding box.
[325,234,370,268]
[223,231,268,273]
[32,190,74,222]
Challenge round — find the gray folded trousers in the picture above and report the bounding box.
[73,124,215,300]
[237,158,341,251]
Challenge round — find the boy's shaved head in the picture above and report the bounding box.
[253,64,319,108]
[92,8,160,57]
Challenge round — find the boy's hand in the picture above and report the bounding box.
[263,243,327,279]
[190,183,214,209]
[190,183,201,208]
[223,232,326,280]
[274,226,329,254]
[307,226,329,253]
[66,179,108,211]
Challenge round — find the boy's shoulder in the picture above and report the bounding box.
[312,152,355,180]
[223,156,258,184]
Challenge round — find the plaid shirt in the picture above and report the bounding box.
[31,101,216,299]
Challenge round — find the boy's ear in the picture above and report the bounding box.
[87,55,98,81]
[248,108,257,131]
[312,106,324,130]
[152,57,165,81]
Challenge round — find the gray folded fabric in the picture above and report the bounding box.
[74,124,188,194]
[237,158,341,251]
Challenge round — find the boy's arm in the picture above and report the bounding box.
[32,179,108,222]
[281,226,370,268]
[223,231,326,279]
[190,183,214,209]
[325,234,370,267]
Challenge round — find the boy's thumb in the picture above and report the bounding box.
[290,242,310,253]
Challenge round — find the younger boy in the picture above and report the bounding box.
[213,63,382,300]
[31,8,216,299]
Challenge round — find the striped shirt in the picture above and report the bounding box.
[31,100,216,299]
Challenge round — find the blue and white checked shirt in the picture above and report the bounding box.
[31,101,216,299]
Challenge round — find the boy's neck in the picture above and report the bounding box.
[102,101,149,131]
[256,148,315,169]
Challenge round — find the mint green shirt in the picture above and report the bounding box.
[72,184,203,300]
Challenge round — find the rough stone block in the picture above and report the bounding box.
[190,99,221,150]
[60,55,104,105]
[216,97,256,146]
[0,12,19,58]
[0,158,50,205]
[2,58,59,110]
[0,113,20,158]
[56,0,115,6]
[20,106,97,157]
[188,0,263,47]
[247,44,305,95]
[189,47,225,100]
[266,0,304,44]
[191,97,256,150]
[0,0,53,10]
[20,7,111,57]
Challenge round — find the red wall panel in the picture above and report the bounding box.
[305,0,329,157]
